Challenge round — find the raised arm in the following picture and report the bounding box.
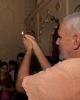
[24,35,51,70]
[16,36,33,92]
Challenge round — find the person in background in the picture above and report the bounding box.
[0,61,14,100]
[16,12,80,100]
[11,52,28,100]
[0,60,2,67]
[14,52,24,81]
[8,60,17,81]
[17,53,24,66]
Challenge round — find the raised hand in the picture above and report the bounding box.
[24,34,38,45]
[23,34,33,51]
[23,34,51,69]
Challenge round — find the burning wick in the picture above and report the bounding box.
[21,31,24,36]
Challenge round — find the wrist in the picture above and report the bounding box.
[25,46,32,52]
[33,42,40,50]
[25,47,32,54]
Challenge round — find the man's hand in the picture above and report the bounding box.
[23,34,33,51]
[16,34,33,92]
[23,34,51,70]
[23,34,39,50]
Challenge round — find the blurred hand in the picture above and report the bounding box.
[23,34,33,51]
[24,34,38,47]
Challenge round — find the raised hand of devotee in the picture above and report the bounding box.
[16,34,33,92]
[24,34,38,50]
[24,34,51,69]
[23,34,33,51]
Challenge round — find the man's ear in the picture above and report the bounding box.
[73,34,80,50]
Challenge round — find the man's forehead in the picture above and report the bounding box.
[58,23,66,35]
[58,26,63,36]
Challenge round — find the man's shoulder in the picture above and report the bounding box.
[22,58,80,86]
[60,58,80,65]
[55,58,80,77]
[56,58,80,65]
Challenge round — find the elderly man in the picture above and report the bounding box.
[16,12,80,100]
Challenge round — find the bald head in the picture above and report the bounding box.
[61,12,80,35]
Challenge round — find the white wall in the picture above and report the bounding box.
[0,0,26,61]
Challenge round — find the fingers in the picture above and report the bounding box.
[24,34,36,44]
[23,37,33,50]
[22,34,38,50]
[24,34,35,40]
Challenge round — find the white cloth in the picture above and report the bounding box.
[22,58,80,100]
